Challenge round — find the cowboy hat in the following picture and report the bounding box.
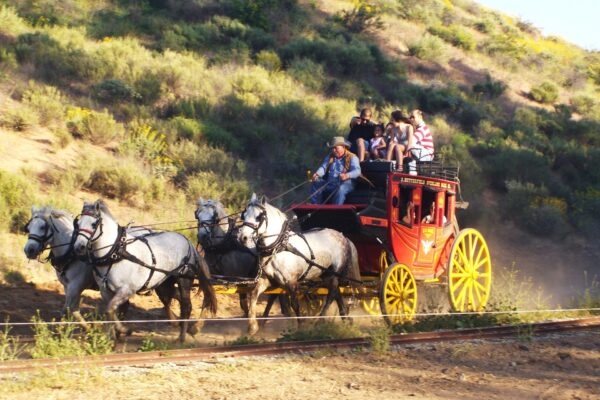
[327,136,351,148]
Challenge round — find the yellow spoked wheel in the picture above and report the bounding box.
[359,251,390,315]
[379,263,418,325]
[297,292,324,316]
[448,228,492,312]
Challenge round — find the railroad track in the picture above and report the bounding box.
[2,316,599,374]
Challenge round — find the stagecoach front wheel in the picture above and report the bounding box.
[379,263,417,325]
[359,251,392,315]
[447,228,492,312]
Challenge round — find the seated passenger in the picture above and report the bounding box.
[348,108,375,162]
[369,124,387,160]
[408,109,434,175]
[401,201,415,225]
[310,136,361,205]
[422,202,447,224]
[386,110,414,171]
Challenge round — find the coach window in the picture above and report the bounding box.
[399,187,415,226]
[421,188,438,225]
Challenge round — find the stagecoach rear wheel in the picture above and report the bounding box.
[297,291,324,316]
[379,263,418,325]
[447,228,492,312]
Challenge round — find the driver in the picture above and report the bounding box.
[310,136,361,205]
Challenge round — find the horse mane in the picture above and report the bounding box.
[33,206,73,221]
[96,199,116,220]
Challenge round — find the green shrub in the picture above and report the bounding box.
[482,32,527,61]
[163,97,212,120]
[502,180,568,237]
[572,188,600,233]
[66,107,124,145]
[134,73,163,105]
[484,148,552,191]
[15,32,104,83]
[428,24,475,51]
[31,313,113,359]
[334,1,384,33]
[0,320,24,361]
[570,95,598,117]
[473,18,494,33]
[255,50,281,72]
[171,140,245,180]
[287,58,327,91]
[186,172,250,209]
[529,82,559,104]
[408,34,446,62]
[92,79,138,104]
[84,159,155,203]
[120,123,175,177]
[167,116,203,142]
[472,74,507,99]
[0,107,39,131]
[22,83,66,126]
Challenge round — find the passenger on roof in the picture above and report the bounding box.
[386,110,414,171]
[408,109,434,175]
[310,136,361,205]
[347,107,375,162]
[369,124,387,160]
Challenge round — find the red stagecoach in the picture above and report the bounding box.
[291,161,492,323]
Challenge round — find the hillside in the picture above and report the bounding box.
[1,0,600,303]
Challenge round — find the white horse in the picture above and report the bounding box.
[23,206,97,326]
[73,200,217,342]
[237,194,361,335]
[195,198,290,318]
[23,206,184,328]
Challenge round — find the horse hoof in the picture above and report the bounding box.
[248,322,259,336]
[187,324,199,336]
[125,328,133,336]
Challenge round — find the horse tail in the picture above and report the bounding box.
[194,248,218,315]
[345,238,362,285]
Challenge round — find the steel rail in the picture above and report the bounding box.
[1,316,599,374]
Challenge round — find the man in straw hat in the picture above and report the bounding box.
[310,136,361,205]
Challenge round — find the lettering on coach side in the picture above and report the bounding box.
[400,177,452,189]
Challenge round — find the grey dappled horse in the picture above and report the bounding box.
[195,199,290,319]
[23,206,184,328]
[237,194,361,335]
[73,200,217,342]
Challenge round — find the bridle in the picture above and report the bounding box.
[25,215,55,247]
[74,208,103,246]
[240,204,268,238]
[240,203,291,257]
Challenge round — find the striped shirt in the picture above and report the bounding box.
[414,122,434,154]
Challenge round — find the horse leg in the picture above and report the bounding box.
[335,290,351,322]
[287,288,303,328]
[248,277,270,336]
[259,294,277,327]
[239,293,249,317]
[278,294,292,317]
[320,277,339,318]
[106,286,135,340]
[63,278,89,331]
[177,278,193,342]
[155,279,179,327]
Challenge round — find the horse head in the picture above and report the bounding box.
[23,206,54,259]
[73,199,113,255]
[238,193,288,251]
[195,198,225,244]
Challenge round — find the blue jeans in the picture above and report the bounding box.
[310,179,355,205]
